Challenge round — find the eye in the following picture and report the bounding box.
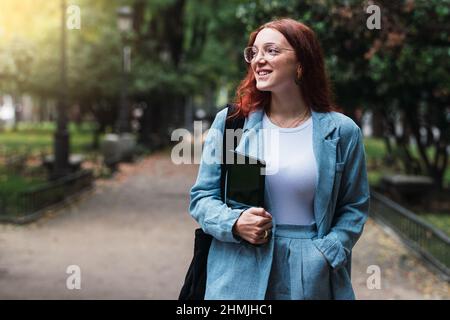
[267,46,280,55]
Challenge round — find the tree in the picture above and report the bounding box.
[130,0,248,148]
[235,0,449,189]
[363,0,449,189]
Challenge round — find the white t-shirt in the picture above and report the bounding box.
[261,111,318,225]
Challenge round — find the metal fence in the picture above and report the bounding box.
[0,170,93,222]
[370,190,450,279]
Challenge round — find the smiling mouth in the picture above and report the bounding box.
[256,71,272,78]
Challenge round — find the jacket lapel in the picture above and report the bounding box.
[234,109,264,160]
[311,111,338,232]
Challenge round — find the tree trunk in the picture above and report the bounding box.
[12,93,21,131]
[372,108,384,138]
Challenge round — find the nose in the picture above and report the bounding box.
[253,54,268,71]
[253,49,267,63]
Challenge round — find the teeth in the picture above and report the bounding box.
[258,71,270,75]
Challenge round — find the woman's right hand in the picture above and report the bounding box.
[232,207,273,245]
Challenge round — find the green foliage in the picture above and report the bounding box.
[128,0,248,97]
[67,0,122,101]
[0,0,447,109]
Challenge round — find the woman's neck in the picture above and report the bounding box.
[269,89,309,119]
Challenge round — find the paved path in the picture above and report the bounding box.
[0,151,448,299]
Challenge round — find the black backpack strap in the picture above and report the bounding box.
[220,104,245,201]
[178,104,245,301]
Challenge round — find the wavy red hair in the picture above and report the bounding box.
[230,18,337,119]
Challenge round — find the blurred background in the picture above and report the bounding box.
[0,0,448,299]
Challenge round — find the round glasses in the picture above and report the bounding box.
[243,44,295,63]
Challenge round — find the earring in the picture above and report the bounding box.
[295,66,302,85]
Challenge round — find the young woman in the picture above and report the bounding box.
[189,18,370,300]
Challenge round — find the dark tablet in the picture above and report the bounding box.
[224,150,266,208]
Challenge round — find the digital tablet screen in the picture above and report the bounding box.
[225,150,265,208]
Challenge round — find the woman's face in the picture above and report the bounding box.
[250,28,298,92]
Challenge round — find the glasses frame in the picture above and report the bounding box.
[243,44,295,63]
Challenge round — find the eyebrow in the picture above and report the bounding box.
[252,42,280,48]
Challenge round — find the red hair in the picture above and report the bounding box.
[230,18,337,119]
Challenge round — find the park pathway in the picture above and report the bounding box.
[0,150,448,299]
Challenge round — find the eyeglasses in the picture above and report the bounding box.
[243,44,295,63]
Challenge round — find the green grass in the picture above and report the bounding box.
[364,138,450,188]
[367,170,383,186]
[0,122,99,215]
[0,172,44,194]
[0,121,97,155]
[0,163,46,192]
[364,138,450,238]
[445,169,450,188]
[420,213,450,237]
[0,121,146,217]
[0,165,47,216]
[364,137,387,160]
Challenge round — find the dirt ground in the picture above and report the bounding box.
[0,151,448,299]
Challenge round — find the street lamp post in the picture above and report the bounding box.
[116,6,133,134]
[52,0,70,180]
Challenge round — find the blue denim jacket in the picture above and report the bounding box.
[189,106,370,299]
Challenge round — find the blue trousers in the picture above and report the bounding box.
[265,223,332,300]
